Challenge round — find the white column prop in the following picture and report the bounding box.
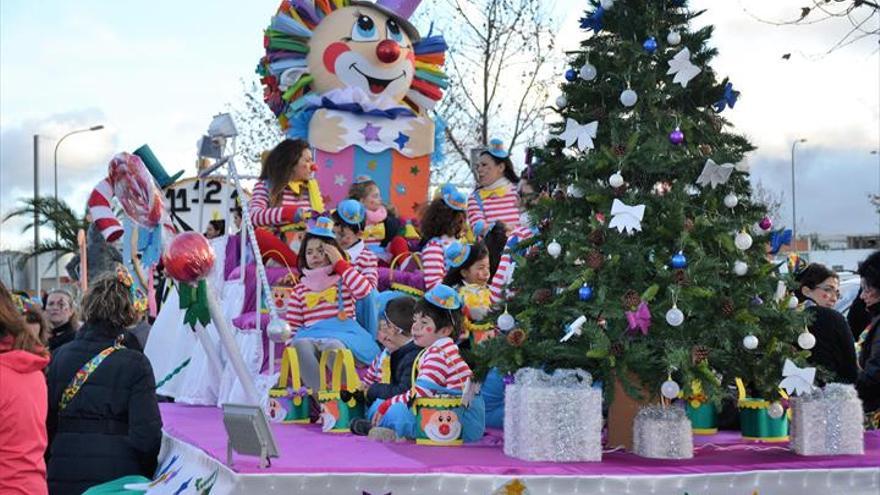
[204,280,260,405]
[193,321,224,380]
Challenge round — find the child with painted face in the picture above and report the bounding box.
[366,285,486,443]
[332,199,381,337]
[467,138,522,234]
[347,177,410,263]
[419,184,469,290]
[287,217,380,398]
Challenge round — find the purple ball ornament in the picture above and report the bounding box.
[565,68,578,82]
[759,217,773,231]
[669,127,685,145]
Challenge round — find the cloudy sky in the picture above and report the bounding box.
[1,0,878,251]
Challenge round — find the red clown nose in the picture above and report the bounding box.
[376,40,401,63]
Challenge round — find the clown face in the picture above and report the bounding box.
[421,409,462,443]
[307,6,416,101]
[320,402,339,432]
[266,398,286,423]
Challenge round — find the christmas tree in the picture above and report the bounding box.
[473,0,811,412]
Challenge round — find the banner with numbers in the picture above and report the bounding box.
[163,177,249,234]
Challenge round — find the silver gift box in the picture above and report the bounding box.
[790,383,864,456]
[633,404,694,459]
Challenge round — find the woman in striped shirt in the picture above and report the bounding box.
[248,139,326,268]
[287,217,380,397]
[419,185,469,290]
[467,138,522,234]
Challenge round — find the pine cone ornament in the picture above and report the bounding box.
[613,144,627,156]
[587,250,604,270]
[532,288,553,305]
[673,269,689,286]
[610,341,625,357]
[691,345,710,365]
[622,290,641,308]
[683,217,695,232]
[721,297,735,316]
[507,328,527,347]
[612,184,629,198]
[591,107,608,119]
[698,144,713,156]
[587,229,606,246]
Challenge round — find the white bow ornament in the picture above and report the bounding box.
[558,118,599,152]
[779,358,816,396]
[667,48,702,88]
[609,199,645,235]
[696,159,735,189]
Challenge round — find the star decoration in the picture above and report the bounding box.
[367,160,378,171]
[324,159,334,169]
[667,48,701,87]
[493,479,528,495]
[557,118,598,151]
[409,165,420,176]
[360,122,382,143]
[334,174,347,186]
[394,132,410,149]
[322,194,332,205]
[395,183,407,195]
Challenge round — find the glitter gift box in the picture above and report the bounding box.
[503,368,602,462]
[632,405,694,459]
[789,383,864,456]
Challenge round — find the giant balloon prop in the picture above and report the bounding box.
[257,0,448,217]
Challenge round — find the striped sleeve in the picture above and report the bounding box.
[355,250,379,289]
[361,350,386,387]
[284,285,305,332]
[340,265,372,300]
[489,252,513,306]
[421,241,446,290]
[466,194,487,231]
[386,347,445,405]
[249,181,284,226]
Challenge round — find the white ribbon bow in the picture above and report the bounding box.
[779,358,816,396]
[667,48,702,88]
[609,199,645,235]
[560,315,588,343]
[558,118,599,151]
[696,159,735,189]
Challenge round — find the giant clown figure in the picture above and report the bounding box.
[258,0,447,218]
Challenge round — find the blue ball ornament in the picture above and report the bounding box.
[643,36,658,54]
[670,251,687,269]
[578,285,594,301]
[565,68,578,82]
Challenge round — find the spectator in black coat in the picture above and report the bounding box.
[856,251,880,414]
[46,271,162,495]
[44,289,79,352]
[795,263,858,384]
[848,290,871,341]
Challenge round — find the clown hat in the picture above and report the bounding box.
[444,241,471,270]
[441,185,467,212]
[424,284,462,310]
[308,216,336,239]
[353,175,374,185]
[487,137,509,159]
[472,219,495,240]
[336,199,366,226]
[133,144,185,188]
[350,0,422,41]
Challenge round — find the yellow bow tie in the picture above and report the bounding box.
[479,185,508,200]
[364,223,386,240]
[288,180,308,195]
[304,286,338,309]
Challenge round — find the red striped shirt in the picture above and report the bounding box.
[284,265,372,330]
[361,349,389,387]
[467,181,521,231]
[348,242,379,290]
[421,236,454,290]
[249,180,311,227]
[386,337,471,406]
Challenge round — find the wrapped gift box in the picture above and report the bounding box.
[633,405,694,459]
[790,383,864,456]
[504,368,602,462]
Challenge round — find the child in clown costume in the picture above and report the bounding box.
[347,176,410,264]
[365,284,485,442]
[418,186,469,290]
[286,217,379,396]
[331,199,381,337]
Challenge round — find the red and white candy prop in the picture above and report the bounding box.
[162,232,216,284]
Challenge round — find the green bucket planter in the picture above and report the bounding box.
[738,398,789,442]
[686,401,718,435]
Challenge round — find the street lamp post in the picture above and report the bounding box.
[791,138,807,251]
[53,125,104,287]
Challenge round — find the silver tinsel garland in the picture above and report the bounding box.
[790,383,864,456]
[504,368,602,462]
[632,404,694,459]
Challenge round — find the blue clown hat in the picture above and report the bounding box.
[441,185,467,212]
[308,216,336,239]
[336,199,365,226]
[424,284,462,310]
[472,219,494,240]
[353,175,374,185]
[486,138,509,159]
[444,241,471,269]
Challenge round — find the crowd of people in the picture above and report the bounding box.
[2,136,879,493]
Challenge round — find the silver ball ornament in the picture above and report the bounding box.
[788,296,800,309]
[547,239,562,258]
[620,89,638,107]
[723,192,738,208]
[798,330,816,350]
[497,311,516,332]
[579,63,597,81]
[667,31,681,45]
[665,306,685,327]
[767,401,785,419]
[609,171,625,188]
[733,260,748,276]
[267,316,292,343]
[555,95,568,108]
[567,183,584,198]
[661,379,681,400]
[735,232,753,251]
[600,0,615,8]
[743,334,759,350]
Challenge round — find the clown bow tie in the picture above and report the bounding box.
[479,186,508,200]
[305,286,338,308]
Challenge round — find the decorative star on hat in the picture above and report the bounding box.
[336,199,366,226]
[487,137,509,159]
[425,284,463,310]
[444,241,471,269]
[308,216,336,239]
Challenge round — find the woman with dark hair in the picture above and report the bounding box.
[794,263,858,383]
[467,138,522,233]
[855,250,880,414]
[419,185,469,290]
[46,270,162,494]
[0,282,50,495]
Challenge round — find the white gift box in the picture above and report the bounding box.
[790,383,864,456]
[633,405,694,459]
[503,368,602,462]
